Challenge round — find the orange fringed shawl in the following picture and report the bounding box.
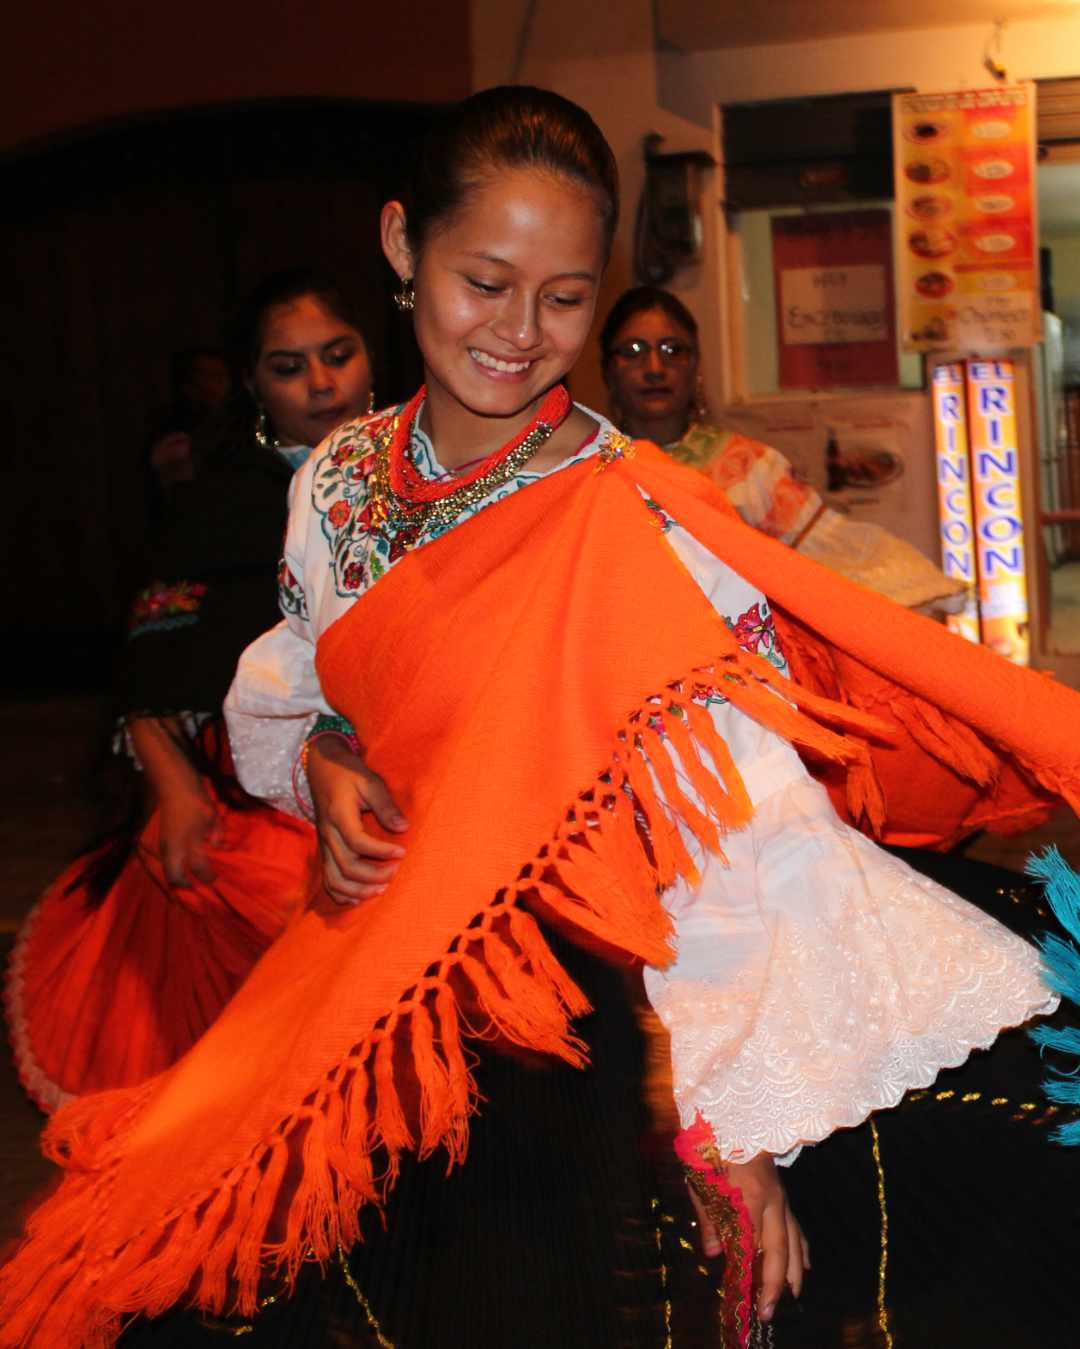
[2,442,1078,1347]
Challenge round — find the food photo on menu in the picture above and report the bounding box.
[893,83,1038,351]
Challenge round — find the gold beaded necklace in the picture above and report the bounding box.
[369,384,571,541]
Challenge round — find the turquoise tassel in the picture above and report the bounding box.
[1027,846,1080,1144]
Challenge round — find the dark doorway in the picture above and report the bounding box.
[4,99,435,688]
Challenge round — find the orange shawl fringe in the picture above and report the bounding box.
[1,443,1077,1346]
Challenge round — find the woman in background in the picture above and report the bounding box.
[602,285,964,613]
[5,269,374,1112]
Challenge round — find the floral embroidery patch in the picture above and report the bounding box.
[310,406,608,600]
[310,411,391,600]
[277,558,308,620]
[642,496,677,533]
[707,432,767,491]
[128,580,208,639]
[727,601,784,668]
[692,600,788,709]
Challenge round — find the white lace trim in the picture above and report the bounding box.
[4,894,72,1114]
[653,866,1055,1160]
[646,776,1057,1163]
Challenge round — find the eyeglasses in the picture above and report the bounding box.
[608,338,696,364]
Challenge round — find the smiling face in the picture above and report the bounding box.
[604,306,698,441]
[384,168,606,431]
[249,295,372,448]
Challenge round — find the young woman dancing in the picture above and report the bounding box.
[2,88,1078,1349]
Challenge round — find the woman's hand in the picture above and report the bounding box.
[157,784,220,887]
[688,1152,810,1324]
[306,735,408,905]
[128,716,220,888]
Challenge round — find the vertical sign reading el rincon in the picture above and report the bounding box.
[931,363,980,644]
[965,359,1030,665]
[893,83,1040,352]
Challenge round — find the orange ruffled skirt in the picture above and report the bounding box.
[5,786,315,1113]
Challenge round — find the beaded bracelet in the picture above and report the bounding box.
[311,713,358,740]
[291,714,362,819]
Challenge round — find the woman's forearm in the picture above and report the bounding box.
[127,716,205,806]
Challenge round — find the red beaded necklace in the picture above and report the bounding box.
[369,382,572,537]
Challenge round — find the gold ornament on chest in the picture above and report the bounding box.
[367,385,572,544]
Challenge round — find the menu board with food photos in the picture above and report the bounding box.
[892,83,1040,352]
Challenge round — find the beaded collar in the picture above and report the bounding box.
[368,384,571,541]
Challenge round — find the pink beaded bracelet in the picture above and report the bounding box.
[291,726,362,820]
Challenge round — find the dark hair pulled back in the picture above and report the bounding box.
[226,267,367,378]
[599,285,699,364]
[406,85,620,260]
[191,269,368,469]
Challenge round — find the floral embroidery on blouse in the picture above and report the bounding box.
[642,600,789,734]
[665,422,727,471]
[128,580,208,639]
[278,558,308,620]
[667,423,818,544]
[642,496,677,533]
[309,405,609,600]
[691,600,788,710]
[309,411,389,599]
[727,600,785,670]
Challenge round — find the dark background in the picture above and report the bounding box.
[4,0,471,689]
[5,101,437,684]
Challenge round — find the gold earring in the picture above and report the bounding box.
[393,276,415,313]
[254,404,276,451]
[367,390,376,415]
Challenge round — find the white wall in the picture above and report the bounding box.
[470,8,1080,414]
[1048,237,1080,379]
[471,0,722,412]
[668,15,1080,116]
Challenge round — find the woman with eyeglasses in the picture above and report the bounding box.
[601,286,963,611]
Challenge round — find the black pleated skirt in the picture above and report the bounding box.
[778,850,1080,1348]
[122,927,724,1348]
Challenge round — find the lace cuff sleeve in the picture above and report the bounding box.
[641,504,1054,1162]
[644,769,1056,1163]
[224,452,339,814]
[224,611,335,816]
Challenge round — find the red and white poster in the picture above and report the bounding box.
[772,209,898,390]
[893,83,1040,351]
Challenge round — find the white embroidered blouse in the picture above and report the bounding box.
[225,405,1054,1163]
